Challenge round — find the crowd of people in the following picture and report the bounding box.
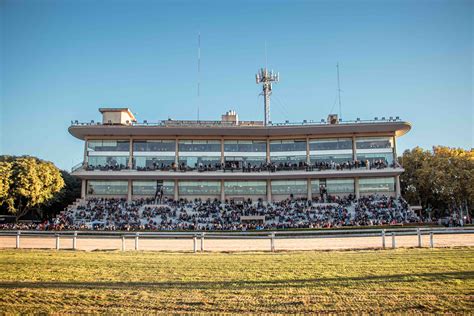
[0,194,420,231]
[85,159,396,173]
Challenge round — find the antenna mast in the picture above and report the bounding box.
[197,32,201,121]
[337,62,342,119]
[256,68,279,126]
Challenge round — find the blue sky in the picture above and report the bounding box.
[1,0,472,170]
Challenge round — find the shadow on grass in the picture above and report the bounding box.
[0,271,472,290]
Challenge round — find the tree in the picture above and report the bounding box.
[40,170,81,220]
[399,146,474,219]
[0,157,65,221]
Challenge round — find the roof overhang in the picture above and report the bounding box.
[68,121,411,140]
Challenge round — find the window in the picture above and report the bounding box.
[309,138,352,151]
[270,140,307,152]
[178,140,221,152]
[224,181,266,195]
[310,154,353,164]
[87,156,129,169]
[271,180,307,195]
[326,179,354,194]
[87,140,130,152]
[134,156,175,169]
[359,177,395,193]
[132,181,175,195]
[356,152,394,165]
[356,137,393,149]
[133,140,175,152]
[178,181,221,195]
[224,140,266,152]
[87,181,128,195]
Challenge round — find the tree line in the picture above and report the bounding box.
[399,146,473,219]
[0,147,472,222]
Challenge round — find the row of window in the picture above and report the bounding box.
[86,178,396,196]
[87,137,394,153]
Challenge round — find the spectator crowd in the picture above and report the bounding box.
[0,194,420,231]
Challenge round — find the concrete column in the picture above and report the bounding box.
[266,179,272,202]
[266,138,271,163]
[352,135,357,160]
[392,135,398,166]
[220,180,225,202]
[127,179,132,202]
[395,175,401,198]
[81,180,86,199]
[306,137,310,164]
[83,138,88,167]
[307,178,312,201]
[174,179,179,201]
[128,138,133,169]
[175,138,179,164]
[221,137,225,164]
[355,177,360,199]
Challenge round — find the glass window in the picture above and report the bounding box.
[311,179,320,194]
[133,140,175,152]
[178,140,221,152]
[310,154,353,164]
[224,156,266,166]
[309,138,352,151]
[271,180,307,195]
[132,180,175,195]
[87,180,128,195]
[87,140,130,152]
[134,156,175,170]
[356,152,394,165]
[359,177,395,193]
[270,140,306,152]
[270,155,307,164]
[356,137,393,149]
[224,140,266,152]
[178,181,221,195]
[178,156,221,168]
[326,179,355,194]
[224,181,267,195]
[87,156,129,169]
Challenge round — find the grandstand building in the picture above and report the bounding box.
[69,107,411,202]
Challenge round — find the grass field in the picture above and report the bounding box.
[0,248,473,313]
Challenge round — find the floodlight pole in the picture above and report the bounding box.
[256,68,279,126]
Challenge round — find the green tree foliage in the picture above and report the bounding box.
[400,146,474,218]
[40,170,81,220]
[0,157,65,220]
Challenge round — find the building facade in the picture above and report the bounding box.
[69,108,411,202]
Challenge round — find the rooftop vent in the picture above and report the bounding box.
[221,109,239,125]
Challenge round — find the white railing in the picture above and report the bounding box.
[1,227,472,252]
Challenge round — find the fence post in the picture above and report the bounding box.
[381,229,386,249]
[73,231,77,250]
[55,234,60,250]
[391,232,396,249]
[270,232,275,252]
[135,232,139,251]
[193,235,197,253]
[200,232,205,252]
[121,235,125,252]
[16,231,21,249]
[417,228,422,247]
[430,232,434,248]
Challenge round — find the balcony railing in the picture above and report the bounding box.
[70,116,403,127]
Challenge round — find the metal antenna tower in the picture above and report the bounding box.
[197,32,201,121]
[337,62,342,119]
[256,68,279,126]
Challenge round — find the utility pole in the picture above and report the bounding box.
[337,62,342,120]
[256,68,279,126]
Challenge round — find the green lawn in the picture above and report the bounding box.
[0,248,473,313]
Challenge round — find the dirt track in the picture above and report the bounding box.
[0,233,472,252]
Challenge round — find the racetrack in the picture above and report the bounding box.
[1,232,473,252]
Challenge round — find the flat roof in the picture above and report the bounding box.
[99,108,136,121]
[68,121,411,140]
